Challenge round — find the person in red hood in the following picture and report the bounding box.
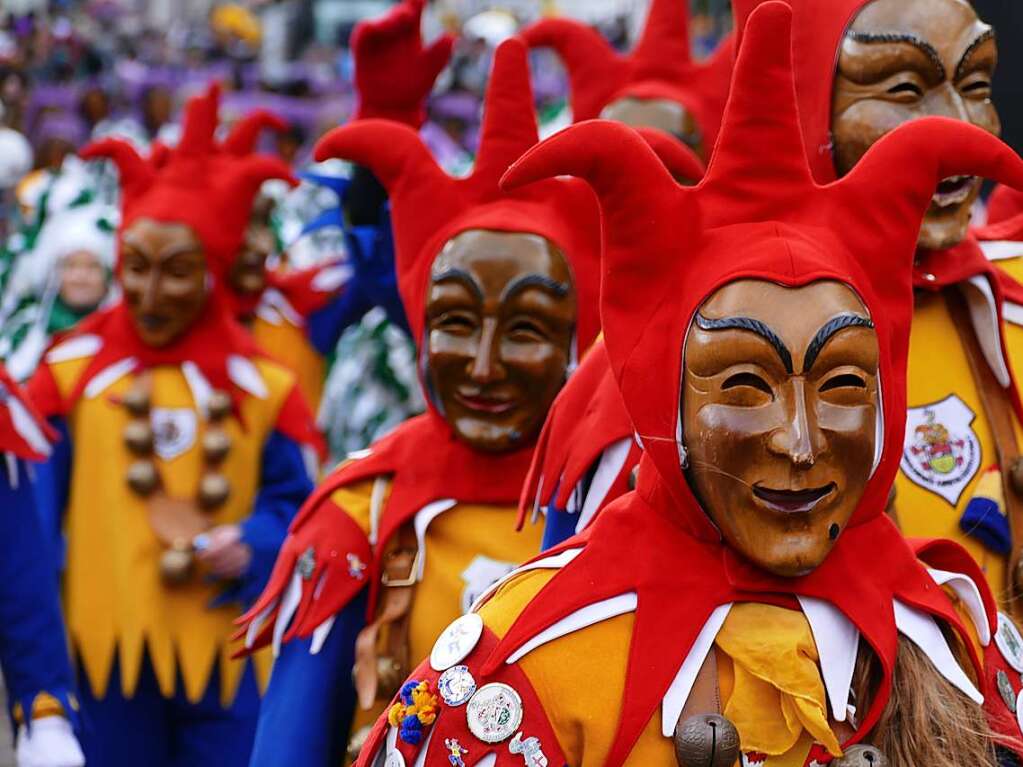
[25,84,322,767]
[534,0,1023,599]
[236,34,602,767]
[354,4,1023,764]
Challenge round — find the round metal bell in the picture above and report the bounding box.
[198,473,231,510]
[202,430,231,464]
[160,541,194,584]
[833,744,888,767]
[376,655,406,699]
[126,460,159,496]
[123,421,155,455]
[673,714,740,767]
[207,390,232,421]
[121,388,151,417]
[1012,458,1023,497]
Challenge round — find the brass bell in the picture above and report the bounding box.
[198,473,231,510]
[121,388,151,417]
[208,390,232,421]
[376,655,406,699]
[833,745,888,767]
[1011,458,1023,497]
[126,460,159,496]
[160,541,194,584]
[673,714,740,767]
[202,430,231,464]
[123,421,154,455]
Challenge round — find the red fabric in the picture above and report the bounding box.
[0,364,56,461]
[53,85,320,453]
[266,260,348,318]
[632,126,706,182]
[517,339,639,526]
[493,4,1023,762]
[521,0,734,147]
[352,0,454,127]
[240,413,534,644]
[987,184,1023,227]
[80,83,296,284]
[315,37,602,379]
[356,628,567,767]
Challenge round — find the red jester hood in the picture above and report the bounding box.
[488,3,1023,760]
[314,36,602,383]
[522,0,734,147]
[32,86,319,451]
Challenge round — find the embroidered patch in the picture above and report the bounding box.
[150,408,198,461]
[901,395,981,506]
[509,732,549,767]
[460,555,518,614]
[466,683,523,744]
[742,752,768,767]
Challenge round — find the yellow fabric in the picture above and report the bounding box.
[11,692,71,724]
[339,479,545,737]
[715,604,841,762]
[50,355,298,706]
[896,291,1023,603]
[252,314,325,415]
[480,574,840,767]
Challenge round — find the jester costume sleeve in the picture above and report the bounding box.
[239,37,603,767]
[0,365,80,733]
[25,83,322,712]
[354,6,1023,765]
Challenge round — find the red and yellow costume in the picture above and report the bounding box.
[356,6,1023,764]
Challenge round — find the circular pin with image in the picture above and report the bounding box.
[996,613,1023,673]
[431,613,484,671]
[439,665,477,707]
[466,683,524,744]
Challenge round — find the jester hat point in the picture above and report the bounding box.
[80,83,296,284]
[314,37,601,353]
[522,0,734,145]
[503,0,1023,536]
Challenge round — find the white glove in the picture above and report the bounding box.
[16,717,85,767]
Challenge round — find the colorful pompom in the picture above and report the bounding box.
[388,680,441,745]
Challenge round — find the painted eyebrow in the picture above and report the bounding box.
[432,267,484,301]
[120,238,202,262]
[500,273,571,302]
[955,28,996,81]
[803,314,875,373]
[695,313,793,374]
[847,31,946,80]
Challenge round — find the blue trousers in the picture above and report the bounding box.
[77,653,260,767]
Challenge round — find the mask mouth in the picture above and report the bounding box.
[454,389,518,415]
[752,482,837,514]
[931,175,977,209]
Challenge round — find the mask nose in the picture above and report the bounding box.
[768,379,822,468]
[931,84,971,123]
[139,269,161,314]
[468,317,504,384]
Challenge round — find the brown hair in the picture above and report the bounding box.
[852,628,1020,767]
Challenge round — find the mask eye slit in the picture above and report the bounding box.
[721,372,772,395]
[819,373,866,392]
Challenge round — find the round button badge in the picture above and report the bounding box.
[384,749,406,767]
[996,612,1023,673]
[430,613,484,672]
[438,665,477,707]
[466,683,524,744]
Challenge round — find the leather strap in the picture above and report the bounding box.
[945,288,1023,613]
[679,649,721,722]
[352,520,419,709]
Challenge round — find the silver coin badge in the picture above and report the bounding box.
[438,665,477,707]
[998,670,1018,713]
[384,748,406,767]
[996,613,1023,673]
[466,683,524,744]
[431,613,484,672]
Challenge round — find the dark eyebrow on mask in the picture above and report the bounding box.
[695,313,793,374]
[955,28,996,81]
[432,267,484,302]
[803,314,875,373]
[500,273,571,302]
[846,31,946,80]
